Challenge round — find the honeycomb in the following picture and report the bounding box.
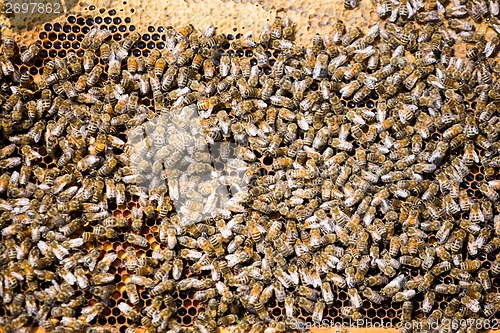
[1,0,500,332]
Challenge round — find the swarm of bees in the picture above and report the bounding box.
[1,1,500,332]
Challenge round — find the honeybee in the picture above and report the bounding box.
[20,42,40,63]
[125,283,140,305]
[81,302,105,323]
[125,233,148,248]
[118,302,141,322]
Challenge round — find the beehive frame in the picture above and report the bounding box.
[2,0,500,332]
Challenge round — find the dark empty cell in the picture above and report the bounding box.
[483,261,491,269]
[137,41,146,49]
[460,182,469,189]
[348,101,356,108]
[214,162,224,171]
[110,26,118,33]
[328,308,337,317]
[112,307,120,316]
[113,17,122,25]
[68,34,76,41]
[357,101,365,107]
[178,308,187,316]
[108,299,116,308]
[48,32,57,41]
[119,327,126,333]
[272,308,282,316]
[147,42,155,50]
[175,300,182,307]
[467,189,474,197]
[431,133,441,140]
[95,16,103,24]
[62,25,72,33]
[269,59,275,66]
[227,50,235,57]
[73,42,81,50]
[156,42,165,49]
[261,67,272,75]
[411,268,419,276]
[182,316,192,325]
[84,18,94,26]
[44,23,53,31]
[49,50,57,58]
[152,33,160,41]
[104,17,112,24]
[119,25,127,32]
[466,174,475,181]
[98,317,107,325]
[82,26,90,34]
[367,100,375,108]
[117,315,126,324]
[77,17,85,25]
[130,25,136,31]
[54,42,62,50]
[58,50,67,57]
[471,182,479,190]
[377,309,386,317]
[476,174,484,181]
[475,191,483,199]
[352,141,361,149]
[444,277,453,284]
[245,50,253,57]
[334,300,343,308]
[109,9,117,15]
[108,317,116,325]
[43,41,53,49]
[338,291,347,300]
[72,25,80,33]
[488,253,496,261]
[386,309,395,318]
[142,50,150,57]
[30,67,38,75]
[67,15,76,23]
[125,17,131,23]
[188,307,197,316]
[263,156,273,165]
[53,23,62,32]
[58,33,66,41]
[141,33,151,42]
[250,58,258,66]
[236,49,244,57]
[89,318,97,325]
[273,50,280,58]
[113,34,122,41]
